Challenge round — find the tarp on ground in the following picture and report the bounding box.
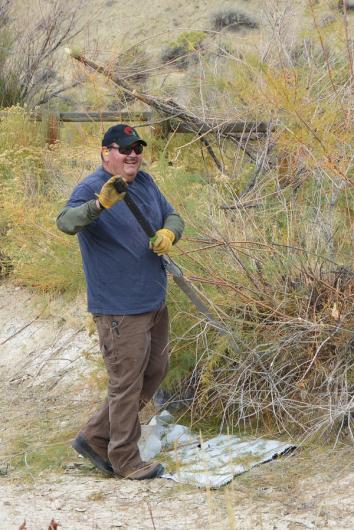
[138,411,296,489]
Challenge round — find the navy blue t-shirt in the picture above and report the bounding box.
[66,167,174,315]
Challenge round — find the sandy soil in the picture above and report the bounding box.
[1,463,353,529]
[0,283,353,530]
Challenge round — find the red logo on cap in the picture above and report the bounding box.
[124,126,134,135]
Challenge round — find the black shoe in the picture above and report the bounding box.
[117,461,165,480]
[72,435,113,476]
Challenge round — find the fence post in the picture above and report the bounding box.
[41,110,60,145]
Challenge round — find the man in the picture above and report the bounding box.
[56,124,184,480]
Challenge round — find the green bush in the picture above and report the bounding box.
[161,31,207,69]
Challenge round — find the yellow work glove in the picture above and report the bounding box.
[150,228,175,255]
[96,176,126,209]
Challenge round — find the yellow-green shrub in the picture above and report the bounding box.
[0,108,84,294]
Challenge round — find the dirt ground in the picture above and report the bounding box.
[0,283,353,530]
[1,453,353,530]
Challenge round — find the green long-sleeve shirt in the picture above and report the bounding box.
[57,199,184,241]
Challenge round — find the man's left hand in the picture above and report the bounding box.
[150,228,175,255]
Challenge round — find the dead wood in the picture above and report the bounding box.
[68,51,270,172]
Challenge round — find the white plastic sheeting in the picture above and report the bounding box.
[138,411,295,488]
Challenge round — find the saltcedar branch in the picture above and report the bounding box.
[65,49,265,171]
[66,49,231,134]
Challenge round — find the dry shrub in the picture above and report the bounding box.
[111,45,150,85]
[0,0,95,107]
[180,182,353,439]
[161,31,207,70]
[210,9,258,32]
[167,3,353,441]
[102,45,151,108]
[161,44,191,70]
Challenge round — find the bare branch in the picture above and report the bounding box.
[0,0,99,107]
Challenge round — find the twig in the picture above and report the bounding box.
[36,81,81,106]
[240,123,273,196]
[220,203,261,210]
[198,133,224,172]
[0,311,44,346]
[146,501,156,530]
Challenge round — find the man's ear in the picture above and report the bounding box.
[101,148,110,161]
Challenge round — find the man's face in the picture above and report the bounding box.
[102,142,143,182]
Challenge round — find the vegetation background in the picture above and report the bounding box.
[0,0,353,485]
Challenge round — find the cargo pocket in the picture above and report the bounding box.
[94,316,122,364]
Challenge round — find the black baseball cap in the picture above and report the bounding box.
[102,124,147,148]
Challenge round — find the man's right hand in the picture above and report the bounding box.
[96,176,126,209]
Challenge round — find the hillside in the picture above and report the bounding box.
[9,0,320,110]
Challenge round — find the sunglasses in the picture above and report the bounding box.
[108,143,144,155]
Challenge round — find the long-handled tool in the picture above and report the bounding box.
[114,179,240,351]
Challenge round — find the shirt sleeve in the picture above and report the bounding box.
[56,183,102,235]
[163,212,185,243]
[148,175,185,243]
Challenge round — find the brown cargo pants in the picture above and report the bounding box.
[79,305,169,474]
